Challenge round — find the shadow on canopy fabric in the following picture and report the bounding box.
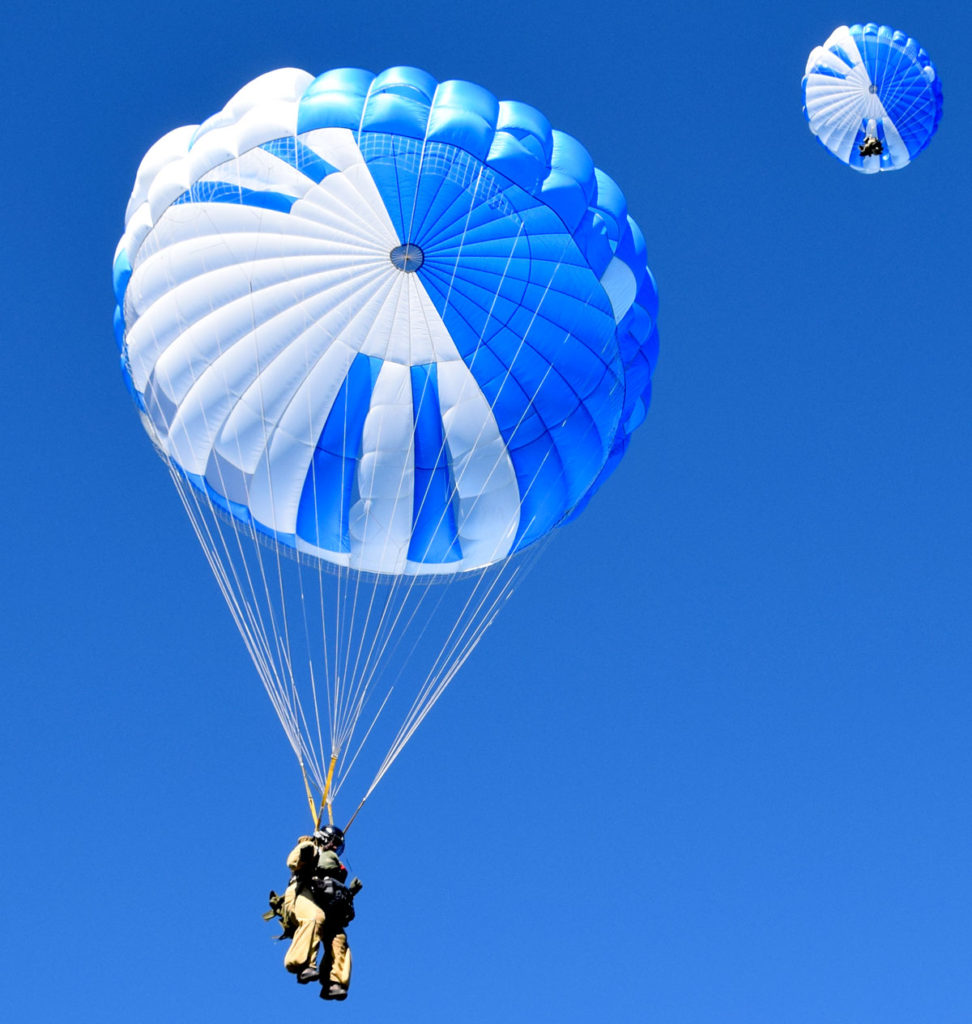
[113,66,659,826]
[803,24,943,173]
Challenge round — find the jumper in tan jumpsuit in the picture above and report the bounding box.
[282,837,352,989]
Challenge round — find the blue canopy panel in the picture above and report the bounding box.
[408,362,462,564]
[296,352,379,554]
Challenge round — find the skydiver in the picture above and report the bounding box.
[859,135,884,157]
[279,825,359,1000]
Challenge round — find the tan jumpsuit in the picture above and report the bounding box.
[282,838,352,989]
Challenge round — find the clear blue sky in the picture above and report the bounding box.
[3,2,971,1021]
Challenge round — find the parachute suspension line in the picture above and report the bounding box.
[343,571,454,743]
[316,752,339,826]
[337,485,421,762]
[393,573,513,746]
[283,353,328,771]
[248,535,327,791]
[243,264,310,772]
[401,535,552,741]
[153,216,330,791]
[219,200,313,789]
[149,353,274,702]
[323,211,466,798]
[251,503,327,789]
[345,269,424,664]
[331,440,364,771]
[252,178,332,786]
[358,555,524,811]
[358,277,568,798]
[336,201,579,812]
[166,465,276,694]
[299,586,327,794]
[292,313,333,763]
[331,357,368,779]
[316,561,334,754]
[328,580,439,802]
[325,578,444,804]
[343,798,366,835]
[302,377,332,774]
[163,460,324,789]
[886,81,925,143]
[336,570,357,750]
[331,570,345,772]
[199,248,298,754]
[328,246,459,791]
[334,307,367,744]
[339,539,393,744]
[245,241,332,791]
[248,544,327,798]
[301,760,320,826]
[181,474,325,778]
[353,514,554,814]
[326,279,419,787]
[342,592,507,833]
[351,220,606,808]
[877,42,914,128]
[410,571,513,716]
[330,685,396,804]
[150,315,301,763]
[330,154,531,808]
[337,123,594,815]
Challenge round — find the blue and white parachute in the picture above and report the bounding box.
[113,68,658,822]
[803,24,943,173]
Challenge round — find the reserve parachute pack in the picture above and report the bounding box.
[310,876,360,929]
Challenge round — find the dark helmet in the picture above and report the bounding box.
[314,824,345,855]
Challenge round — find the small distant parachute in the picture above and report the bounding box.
[803,23,943,172]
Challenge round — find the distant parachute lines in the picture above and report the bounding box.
[803,23,943,173]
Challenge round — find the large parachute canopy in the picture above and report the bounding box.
[803,24,943,173]
[113,67,658,826]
